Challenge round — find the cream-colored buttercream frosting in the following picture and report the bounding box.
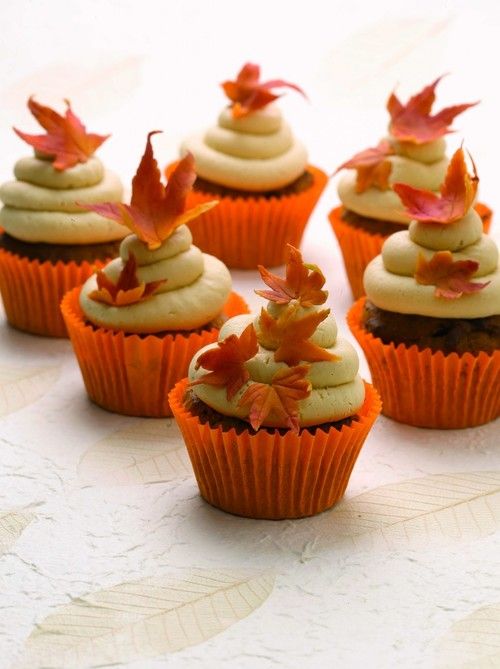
[79,225,232,333]
[189,301,366,428]
[364,208,500,318]
[0,154,127,244]
[181,105,308,191]
[337,136,449,224]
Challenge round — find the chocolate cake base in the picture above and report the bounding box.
[193,170,314,199]
[0,233,122,264]
[362,299,500,355]
[184,390,358,436]
[341,205,491,238]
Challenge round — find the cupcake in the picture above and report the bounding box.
[167,62,328,268]
[61,131,248,417]
[169,244,381,519]
[348,148,500,429]
[0,97,126,336]
[330,76,491,299]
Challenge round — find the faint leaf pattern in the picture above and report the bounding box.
[0,365,60,417]
[18,568,275,668]
[436,604,500,668]
[78,419,191,486]
[0,510,34,555]
[316,472,500,551]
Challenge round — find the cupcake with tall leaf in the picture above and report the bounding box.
[330,77,490,299]
[61,131,248,417]
[169,244,380,519]
[348,148,499,428]
[167,63,327,268]
[0,97,126,336]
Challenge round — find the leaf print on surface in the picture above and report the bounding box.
[0,365,60,417]
[436,603,500,669]
[303,472,500,553]
[78,418,191,486]
[0,510,35,556]
[18,568,275,668]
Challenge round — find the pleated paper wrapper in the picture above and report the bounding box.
[329,203,493,301]
[61,288,249,417]
[348,298,500,429]
[166,163,327,269]
[168,378,381,520]
[0,248,109,338]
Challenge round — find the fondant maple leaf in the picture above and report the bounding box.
[393,147,478,224]
[191,323,259,400]
[89,253,165,306]
[415,251,490,299]
[334,140,394,193]
[255,244,328,307]
[221,62,306,118]
[13,96,109,171]
[238,364,311,433]
[80,131,218,249]
[387,76,478,144]
[259,305,338,366]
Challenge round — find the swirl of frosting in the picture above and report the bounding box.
[189,302,366,428]
[0,155,126,244]
[79,225,232,333]
[181,105,308,191]
[337,137,449,224]
[364,208,500,318]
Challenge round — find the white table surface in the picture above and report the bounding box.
[0,2,499,668]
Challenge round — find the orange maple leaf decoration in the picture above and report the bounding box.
[190,323,259,400]
[334,140,394,193]
[13,96,109,171]
[221,62,306,119]
[80,131,218,250]
[238,364,311,433]
[259,305,338,367]
[255,244,328,307]
[89,253,166,306]
[393,147,478,224]
[387,75,478,144]
[415,251,490,299]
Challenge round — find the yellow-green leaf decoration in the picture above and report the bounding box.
[0,364,60,416]
[78,419,190,485]
[436,603,500,668]
[0,509,35,556]
[18,569,275,668]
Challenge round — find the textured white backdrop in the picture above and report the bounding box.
[0,1,499,668]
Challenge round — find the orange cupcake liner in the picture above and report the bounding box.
[166,162,328,269]
[329,203,493,300]
[348,297,500,429]
[61,287,249,418]
[0,248,107,338]
[168,378,381,519]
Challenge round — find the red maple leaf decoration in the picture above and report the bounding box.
[13,96,109,171]
[393,147,478,224]
[255,244,328,307]
[80,131,218,249]
[221,62,306,119]
[259,305,338,366]
[190,323,259,400]
[387,76,478,144]
[238,364,311,433]
[334,140,394,193]
[415,251,490,299]
[89,253,165,306]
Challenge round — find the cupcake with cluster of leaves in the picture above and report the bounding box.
[167,63,327,268]
[348,148,499,429]
[330,77,491,299]
[0,97,126,336]
[169,244,380,519]
[61,132,248,417]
